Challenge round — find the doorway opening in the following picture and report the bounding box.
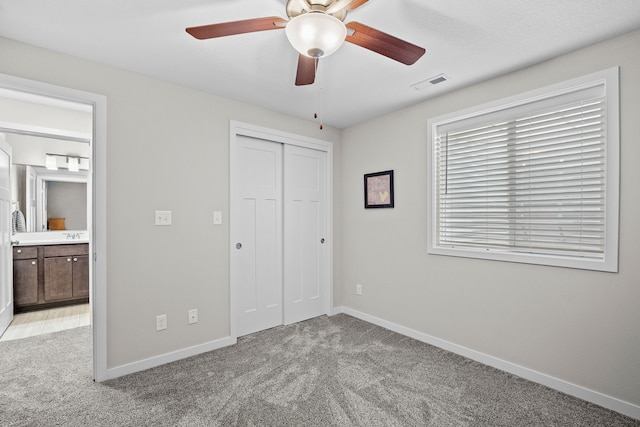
[0,74,107,381]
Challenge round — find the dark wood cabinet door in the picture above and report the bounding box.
[72,255,89,298]
[44,257,73,301]
[13,259,39,306]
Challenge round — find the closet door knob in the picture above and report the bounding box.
[67,258,72,262]
[31,261,36,265]
[320,238,325,244]
[236,243,242,249]
[73,258,78,262]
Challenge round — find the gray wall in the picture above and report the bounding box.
[2,27,638,410]
[340,30,640,407]
[0,36,342,368]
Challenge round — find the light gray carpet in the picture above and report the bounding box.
[0,314,638,426]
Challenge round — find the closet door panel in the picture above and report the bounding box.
[283,144,328,325]
[233,136,283,337]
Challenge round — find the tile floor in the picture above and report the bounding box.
[0,303,90,342]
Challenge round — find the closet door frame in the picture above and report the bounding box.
[229,121,333,339]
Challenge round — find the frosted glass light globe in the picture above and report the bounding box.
[285,12,347,58]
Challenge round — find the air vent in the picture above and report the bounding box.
[411,74,448,91]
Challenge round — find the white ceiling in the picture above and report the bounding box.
[1,0,640,129]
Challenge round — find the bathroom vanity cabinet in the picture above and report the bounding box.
[13,243,89,312]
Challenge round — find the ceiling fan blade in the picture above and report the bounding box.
[346,21,425,65]
[326,0,369,14]
[295,54,317,86]
[346,0,369,10]
[186,17,287,40]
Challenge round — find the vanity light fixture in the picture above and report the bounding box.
[45,153,89,172]
[45,154,58,170]
[67,156,79,172]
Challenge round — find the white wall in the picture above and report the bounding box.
[1,96,91,170]
[340,29,640,409]
[0,96,92,133]
[6,134,90,168]
[0,36,341,368]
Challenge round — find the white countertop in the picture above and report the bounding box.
[12,231,89,246]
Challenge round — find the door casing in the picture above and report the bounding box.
[0,73,108,382]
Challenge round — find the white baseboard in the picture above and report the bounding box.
[105,336,236,381]
[330,306,345,316]
[333,306,640,421]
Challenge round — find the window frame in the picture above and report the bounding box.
[427,68,619,272]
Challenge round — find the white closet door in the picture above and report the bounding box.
[232,136,283,337]
[283,144,328,325]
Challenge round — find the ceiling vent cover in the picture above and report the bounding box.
[411,74,448,91]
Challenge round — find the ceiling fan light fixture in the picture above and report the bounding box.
[285,12,347,58]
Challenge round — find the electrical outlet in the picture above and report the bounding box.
[156,314,167,331]
[155,210,172,226]
[356,283,362,295]
[188,309,198,325]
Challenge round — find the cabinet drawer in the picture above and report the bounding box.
[43,243,89,258]
[13,246,38,259]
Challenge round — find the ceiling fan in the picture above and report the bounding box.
[186,0,426,86]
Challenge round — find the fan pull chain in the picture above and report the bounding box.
[313,57,324,130]
[319,84,324,130]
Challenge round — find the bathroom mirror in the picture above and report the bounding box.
[12,164,88,233]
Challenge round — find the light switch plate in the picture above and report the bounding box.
[155,210,172,226]
[213,211,222,225]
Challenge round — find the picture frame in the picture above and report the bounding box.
[364,170,394,209]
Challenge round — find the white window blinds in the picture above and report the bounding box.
[428,69,619,272]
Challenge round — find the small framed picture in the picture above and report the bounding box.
[364,170,394,209]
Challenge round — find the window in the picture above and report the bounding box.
[427,68,619,272]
